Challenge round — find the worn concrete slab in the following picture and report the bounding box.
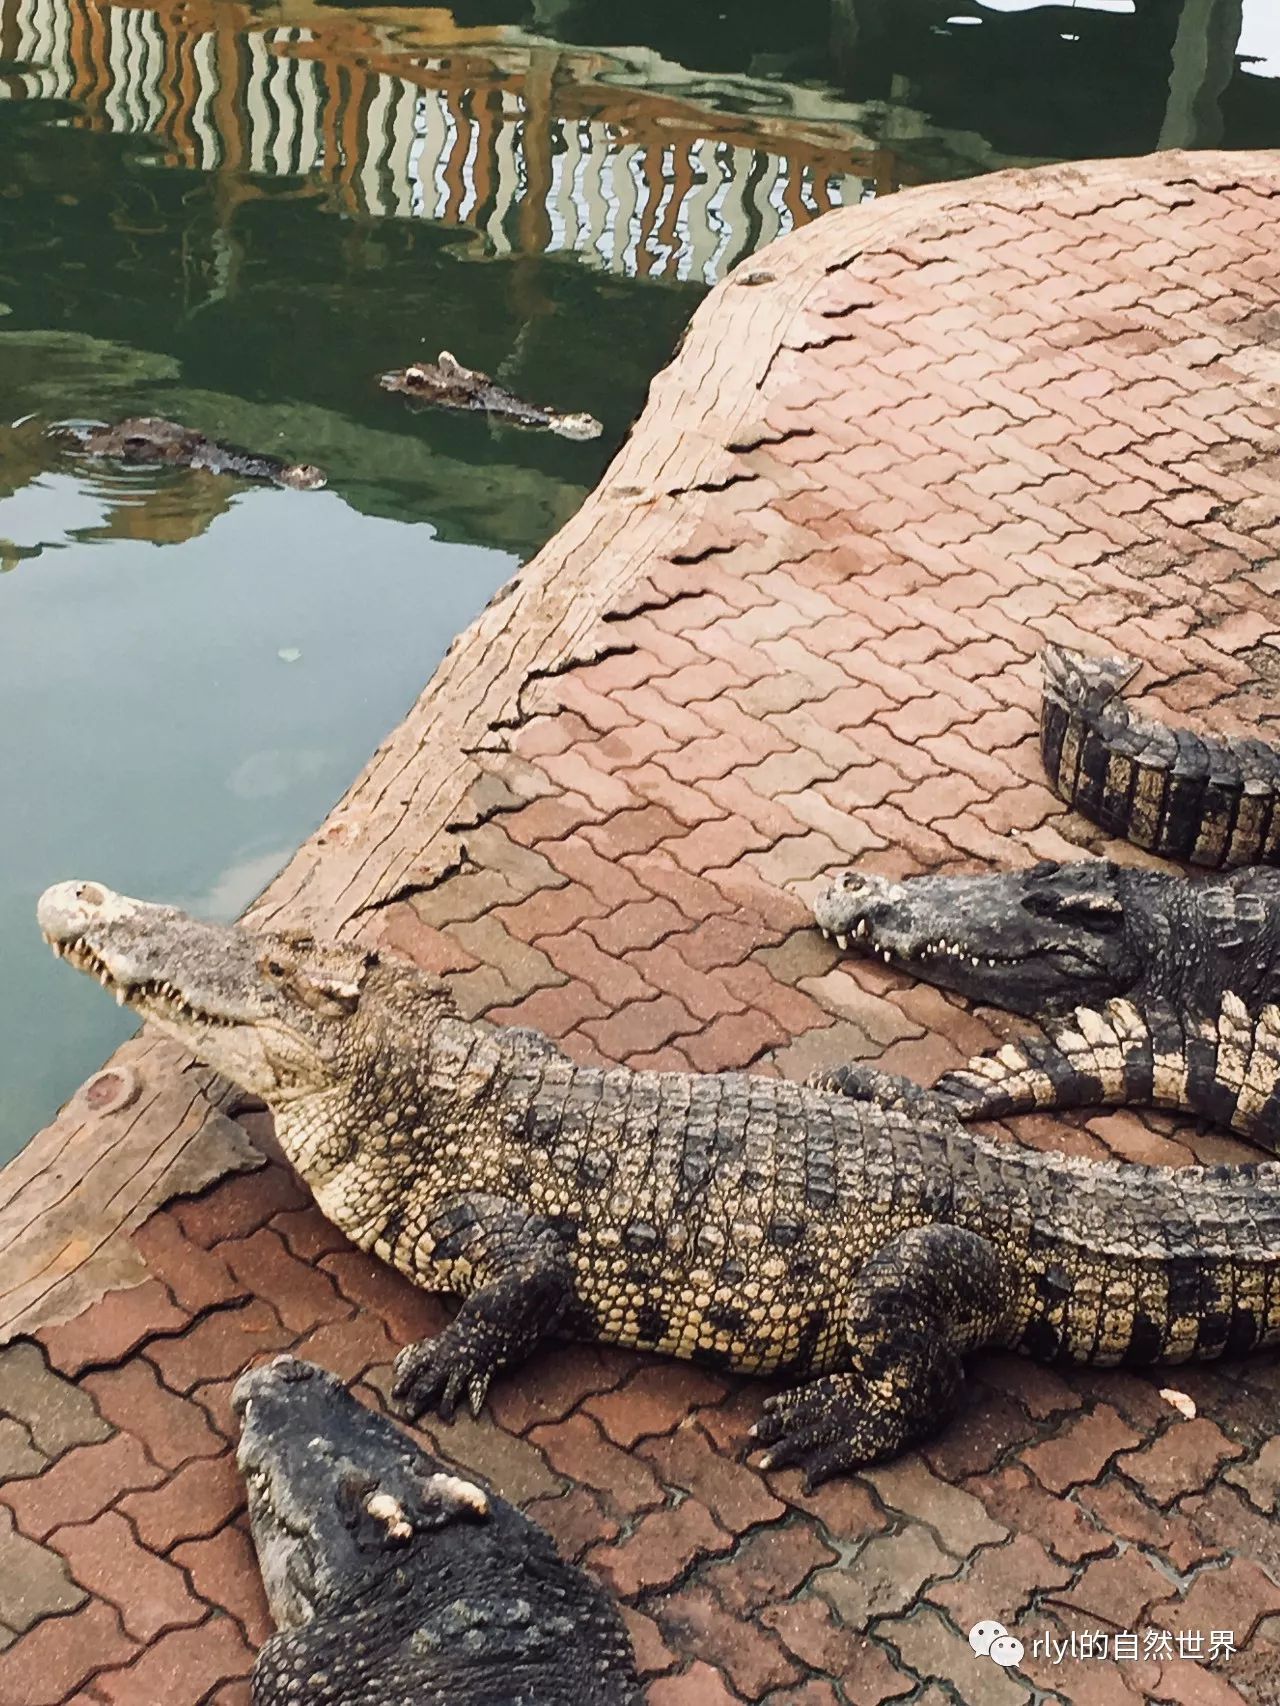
[2,151,1280,1702]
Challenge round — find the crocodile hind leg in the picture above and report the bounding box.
[936,995,1280,1152]
[749,1226,1017,1487]
[391,1193,574,1421]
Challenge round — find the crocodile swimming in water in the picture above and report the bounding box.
[235,1356,641,1705]
[812,858,1280,1145]
[1041,643,1280,868]
[379,352,603,440]
[49,417,327,490]
[40,880,1280,1484]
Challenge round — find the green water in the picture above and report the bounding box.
[1,0,1278,1155]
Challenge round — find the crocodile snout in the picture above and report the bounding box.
[812,871,904,944]
[37,879,124,942]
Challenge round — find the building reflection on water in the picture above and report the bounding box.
[0,0,941,286]
[2,0,1276,561]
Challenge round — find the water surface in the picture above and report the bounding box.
[1,0,1278,1154]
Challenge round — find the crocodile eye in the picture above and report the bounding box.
[261,955,289,981]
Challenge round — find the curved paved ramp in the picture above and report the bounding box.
[3,150,1280,1703]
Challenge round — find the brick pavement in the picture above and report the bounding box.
[3,151,1280,1704]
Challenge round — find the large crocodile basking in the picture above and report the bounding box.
[49,416,327,490]
[1041,643,1280,868]
[379,352,603,440]
[40,880,1280,1483]
[235,1355,641,1704]
[812,859,1280,1144]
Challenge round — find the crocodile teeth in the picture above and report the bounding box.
[820,927,831,940]
[856,920,868,938]
[836,934,849,950]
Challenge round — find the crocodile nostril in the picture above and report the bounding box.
[75,882,106,907]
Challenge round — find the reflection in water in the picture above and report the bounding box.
[0,416,235,556]
[182,844,305,917]
[0,0,913,286]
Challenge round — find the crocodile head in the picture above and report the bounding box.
[235,1358,641,1700]
[233,1357,489,1632]
[548,411,604,441]
[277,463,328,491]
[812,861,1143,1016]
[37,880,453,1106]
[379,354,472,397]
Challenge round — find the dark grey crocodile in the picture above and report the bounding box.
[40,880,1280,1483]
[379,352,602,440]
[1041,643,1280,868]
[812,859,1280,1145]
[235,1356,641,1705]
[50,417,327,490]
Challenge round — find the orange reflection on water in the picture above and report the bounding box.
[1,0,911,284]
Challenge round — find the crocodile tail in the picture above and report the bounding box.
[1040,645,1280,868]
[936,994,1280,1154]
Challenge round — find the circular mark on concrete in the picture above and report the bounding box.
[83,1066,141,1115]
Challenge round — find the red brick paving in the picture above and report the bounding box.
[3,152,1280,1703]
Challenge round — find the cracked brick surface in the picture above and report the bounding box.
[3,153,1280,1703]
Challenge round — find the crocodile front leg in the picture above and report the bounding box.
[391,1193,574,1422]
[749,1225,1017,1487]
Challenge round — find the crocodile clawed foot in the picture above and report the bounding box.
[390,1329,497,1423]
[805,1063,881,1100]
[748,1379,869,1490]
[807,1063,962,1124]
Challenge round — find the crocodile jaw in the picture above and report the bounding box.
[233,1356,489,1632]
[812,864,1137,1017]
[38,880,299,1098]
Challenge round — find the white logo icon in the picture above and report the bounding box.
[969,1621,1025,1667]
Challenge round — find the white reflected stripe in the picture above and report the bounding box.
[244,31,272,174]
[546,117,567,250]
[267,33,299,177]
[456,99,479,223]
[487,107,520,254]
[140,7,166,132]
[387,77,417,218]
[296,53,323,176]
[358,70,392,214]
[432,86,456,220]
[190,30,218,168]
[619,142,646,276]
[701,141,735,285]
[103,4,129,129]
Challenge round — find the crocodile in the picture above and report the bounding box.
[379,352,603,440]
[235,1355,641,1705]
[1041,643,1280,868]
[40,879,1280,1484]
[49,416,327,490]
[811,859,1280,1146]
